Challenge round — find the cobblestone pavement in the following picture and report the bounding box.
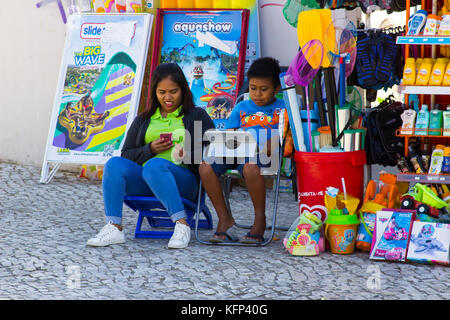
[0,162,448,300]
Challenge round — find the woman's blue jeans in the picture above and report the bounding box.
[102,156,199,225]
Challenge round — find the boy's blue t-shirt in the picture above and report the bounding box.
[226,98,285,148]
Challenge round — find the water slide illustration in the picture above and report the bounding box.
[189,31,239,104]
[54,52,137,151]
[177,43,195,57]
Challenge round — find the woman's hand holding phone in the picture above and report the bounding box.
[150,134,173,154]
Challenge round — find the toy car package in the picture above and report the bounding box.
[370,209,415,262]
[406,221,450,266]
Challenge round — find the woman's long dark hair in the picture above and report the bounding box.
[140,63,195,119]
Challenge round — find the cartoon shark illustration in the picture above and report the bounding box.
[410,235,447,254]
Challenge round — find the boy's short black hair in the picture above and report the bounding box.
[246,57,281,88]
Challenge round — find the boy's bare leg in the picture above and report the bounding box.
[199,162,235,238]
[242,163,266,238]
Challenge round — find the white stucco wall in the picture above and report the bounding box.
[0,1,359,166]
[0,2,66,166]
[0,1,300,166]
[258,1,299,67]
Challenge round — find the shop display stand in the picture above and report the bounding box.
[396,128,448,156]
[397,32,450,96]
[396,172,450,183]
[396,35,450,45]
[397,0,450,183]
[398,85,450,95]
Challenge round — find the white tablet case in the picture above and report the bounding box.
[204,130,257,158]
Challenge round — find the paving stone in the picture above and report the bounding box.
[0,162,448,300]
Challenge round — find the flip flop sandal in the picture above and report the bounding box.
[355,32,378,88]
[239,232,265,244]
[208,225,239,243]
[376,33,398,83]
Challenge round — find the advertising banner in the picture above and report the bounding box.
[150,9,249,129]
[41,13,152,183]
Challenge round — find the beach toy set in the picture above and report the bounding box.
[283,211,325,256]
[348,171,450,265]
[369,209,416,262]
[356,173,404,252]
[362,181,450,265]
[280,10,365,155]
[400,183,448,218]
[278,11,368,236]
[322,183,361,254]
[79,164,104,180]
[406,221,450,266]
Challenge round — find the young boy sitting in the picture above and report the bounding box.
[199,57,284,244]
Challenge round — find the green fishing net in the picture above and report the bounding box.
[283,0,320,28]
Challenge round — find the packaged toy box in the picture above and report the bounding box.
[407,221,450,266]
[356,211,376,251]
[370,209,415,262]
[283,211,325,256]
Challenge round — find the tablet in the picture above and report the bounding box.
[204,130,257,158]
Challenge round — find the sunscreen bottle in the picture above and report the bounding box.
[424,14,442,35]
[443,60,450,86]
[439,7,450,57]
[429,105,443,136]
[443,146,450,173]
[438,13,450,36]
[415,104,430,135]
[400,109,417,134]
[443,106,450,136]
[415,58,424,76]
[407,10,428,35]
[402,58,416,85]
[428,145,445,174]
[429,58,449,86]
[416,58,434,85]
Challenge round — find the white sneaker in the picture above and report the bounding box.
[168,221,191,249]
[86,223,126,247]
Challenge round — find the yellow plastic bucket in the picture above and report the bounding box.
[324,212,359,254]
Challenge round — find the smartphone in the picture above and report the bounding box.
[160,133,173,144]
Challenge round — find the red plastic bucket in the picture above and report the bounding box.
[294,150,366,223]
